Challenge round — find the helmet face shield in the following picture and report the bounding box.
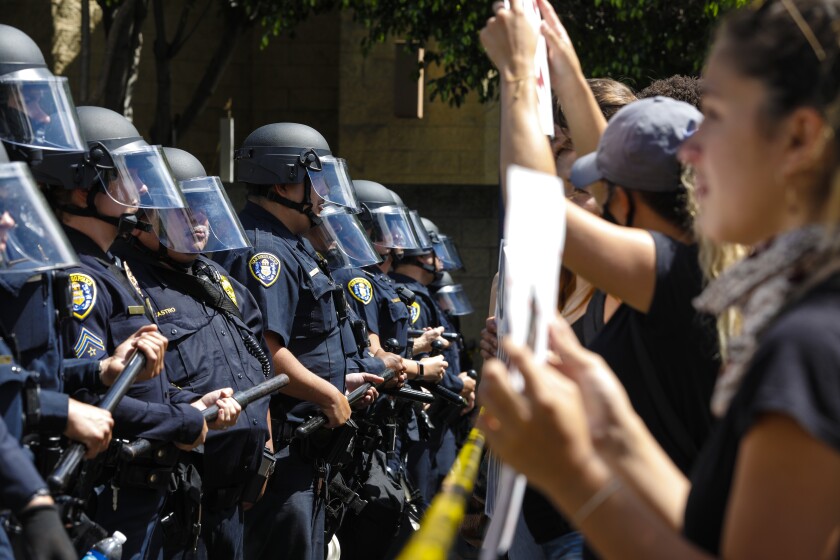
[306,156,359,212]
[368,204,424,250]
[435,284,474,316]
[408,210,433,252]
[0,162,78,272]
[306,205,381,270]
[433,234,464,270]
[102,144,186,210]
[155,176,250,254]
[0,68,85,152]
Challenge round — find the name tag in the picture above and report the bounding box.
[127,305,146,316]
[309,267,320,277]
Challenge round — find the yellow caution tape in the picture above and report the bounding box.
[397,425,486,560]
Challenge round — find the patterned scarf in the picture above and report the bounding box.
[694,225,840,416]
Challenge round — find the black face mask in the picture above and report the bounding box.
[602,185,635,228]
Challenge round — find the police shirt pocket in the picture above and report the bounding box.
[301,273,336,335]
[388,300,409,323]
[156,319,207,389]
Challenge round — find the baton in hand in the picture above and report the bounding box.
[295,369,396,439]
[120,373,290,461]
[48,351,147,493]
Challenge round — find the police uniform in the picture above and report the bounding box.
[214,201,347,560]
[388,272,464,506]
[115,245,272,560]
[61,226,205,560]
[332,266,410,352]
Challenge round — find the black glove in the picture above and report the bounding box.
[17,504,76,560]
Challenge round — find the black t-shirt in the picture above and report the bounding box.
[684,281,840,555]
[584,232,720,474]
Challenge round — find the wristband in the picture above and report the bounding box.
[417,361,425,378]
[571,477,621,526]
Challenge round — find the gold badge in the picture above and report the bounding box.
[220,275,238,307]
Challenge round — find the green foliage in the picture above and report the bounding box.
[337,0,748,106]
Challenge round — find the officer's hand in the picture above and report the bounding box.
[345,373,384,409]
[419,356,448,383]
[378,351,405,376]
[102,324,168,385]
[318,385,352,428]
[192,388,242,430]
[385,364,408,389]
[459,372,477,414]
[65,399,113,459]
[175,420,208,451]
[17,498,76,560]
[413,326,444,354]
[480,316,499,361]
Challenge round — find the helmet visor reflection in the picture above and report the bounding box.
[435,284,474,316]
[0,68,85,152]
[0,162,79,272]
[103,144,186,210]
[408,210,433,251]
[368,205,424,250]
[306,206,381,270]
[306,156,360,212]
[433,234,464,270]
[179,176,250,253]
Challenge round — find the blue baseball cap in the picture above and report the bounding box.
[570,96,702,192]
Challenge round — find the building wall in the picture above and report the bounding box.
[4,1,500,360]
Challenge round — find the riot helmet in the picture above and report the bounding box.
[0,25,87,189]
[147,147,250,255]
[0,142,78,272]
[55,106,186,236]
[420,216,463,271]
[236,123,359,227]
[352,179,425,252]
[402,210,434,257]
[432,272,474,316]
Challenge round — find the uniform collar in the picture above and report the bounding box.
[241,201,298,242]
[62,224,117,265]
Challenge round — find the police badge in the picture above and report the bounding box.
[348,278,373,305]
[410,301,421,324]
[249,252,281,288]
[70,272,97,320]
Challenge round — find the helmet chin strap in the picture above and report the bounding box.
[60,184,147,238]
[265,180,322,227]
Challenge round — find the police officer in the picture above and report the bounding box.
[113,147,269,559]
[389,212,469,507]
[0,142,79,560]
[214,123,380,560]
[41,106,239,559]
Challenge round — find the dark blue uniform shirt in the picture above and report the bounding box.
[61,227,204,444]
[114,247,271,490]
[214,202,347,423]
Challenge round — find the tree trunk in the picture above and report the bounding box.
[173,8,250,144]
[93,0,149,115]
[149,0,172,144]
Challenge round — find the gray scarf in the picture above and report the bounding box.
[694,225,840,416]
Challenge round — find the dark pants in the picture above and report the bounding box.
[244,444,325,560]
[162,504,244,560]
[94,485,166,560]
[404,439,433,509]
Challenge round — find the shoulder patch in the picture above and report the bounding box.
[74,327,105,358]
[248,252,281,288]
[410,301,421,324]
[70,272,97,320]
[348,278,374,305]
[219,275,239,307]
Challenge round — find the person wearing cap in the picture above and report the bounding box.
[482,1,720,479]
